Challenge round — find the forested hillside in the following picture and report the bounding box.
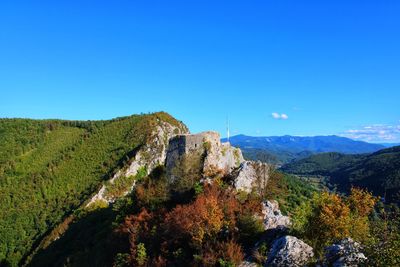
[281,146,400,204]
[28,169,317,266]
[225,135,384,164]
[0,112,185,266]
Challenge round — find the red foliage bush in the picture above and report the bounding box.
[118,182,260,265]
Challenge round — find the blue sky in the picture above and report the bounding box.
[1,1,399,142]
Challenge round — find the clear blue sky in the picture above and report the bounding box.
[1,1,399,142]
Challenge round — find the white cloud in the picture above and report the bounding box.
[272,112,280,119]
[281,114,289,120]
[271,112,289,120]
[340,123,400,143]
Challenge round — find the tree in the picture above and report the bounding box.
[164,186,224,248]
[292,189,378,256]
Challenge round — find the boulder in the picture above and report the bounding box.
[266,236,314,267]
[234,161,271,193]
[324,238,367,267]
[261,200,291,231]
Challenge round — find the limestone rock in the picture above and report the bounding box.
[239,261,258,267]
[261,200,291,231]
[234,161,271,193]
[203,133,244,177]
[125,121,185,177]
[165,131,244,181]
[266,236,314,267]
[324,238,366,267]
[87,120,188,206]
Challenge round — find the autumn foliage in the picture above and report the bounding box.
[315,192,351,242]
[292,187,377,255]
[117,182,263,266]
[164,189,224,248]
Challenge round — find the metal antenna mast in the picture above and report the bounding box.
[226,117,230,143]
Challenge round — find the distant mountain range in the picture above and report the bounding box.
[380,143,400,148]
[222,135,385,164]
[281,146,400,204]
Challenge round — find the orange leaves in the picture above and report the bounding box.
[118,182,259,265]
[164,185,224,247]
[198,239,244,266]
[296,188,378,252]
[348,187,377,217]
[218,239,245,266]
[316,192,351,241]
[120,209,154,251]
[314,189,377,243]
[347,187,377,242]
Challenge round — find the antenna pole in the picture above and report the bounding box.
[226,117,230,143]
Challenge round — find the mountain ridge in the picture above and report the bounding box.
[0,112,188,266]
[281,145,400,204]
[222,134,385,164]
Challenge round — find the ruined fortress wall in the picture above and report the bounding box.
[165,132,220,170]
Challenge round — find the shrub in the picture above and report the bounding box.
[164,188,224,248]
[217,240,244,266]
[291,189,377,257]
[113,253,130,267]
[237,214,264,247]
[104,175,136,199]
[134,177,170,211]
[193,182,204,195]
[136,243,147,266]
[85,199,109,212]
[365,205,400,266]
[118,182,262,266]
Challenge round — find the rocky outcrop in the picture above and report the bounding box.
[125,121,186,177]
[261,200,291,231]
[266,236,314,267]
[203,133,244,177]
[165,131,244,181]
[324,238,366,267]
[239,261,258,267]
[164,132,276,196]
[234,161,271,193]
[87,120,189,206]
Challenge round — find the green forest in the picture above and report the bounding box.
[0,112,184,266]
[1,113,399,266]
[28,167,400,266]
[281,147,400,204]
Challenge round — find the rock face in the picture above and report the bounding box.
[261,200,291,231]
[239,261,258,267]
[266,236,314,267]
[165,132,276,195]
[234,161,271,193]
[324,238,367,267]
[125,121,187,177]
[165,131,244,180]
[87,120,189,206]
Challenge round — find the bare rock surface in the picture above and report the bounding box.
[266,236,314,267]
[165,131,244,180]
[87,120,188,206]
[239,261,258,267]
[234,161,271,193]
[324,238,366,267]
[261,200,291,230]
